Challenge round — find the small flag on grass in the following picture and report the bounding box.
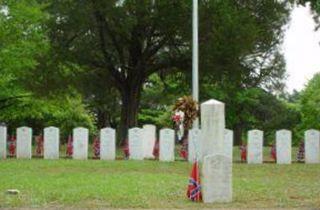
[123,139,129,159]
[152,139,159,159]
[66,135,73,157]
[187,160,202,202]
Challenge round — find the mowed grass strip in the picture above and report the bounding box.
[0,158,319,209]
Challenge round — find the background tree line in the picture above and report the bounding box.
[0,0,319,145]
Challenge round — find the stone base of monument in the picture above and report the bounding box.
[201,154,232,203]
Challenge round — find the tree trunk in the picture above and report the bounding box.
[97,109,110,128]
[119,83,142,145]
[234,123,243,146]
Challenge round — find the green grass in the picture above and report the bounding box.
[0,148,319,209]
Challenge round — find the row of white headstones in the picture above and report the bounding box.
[191,128,320,164]
[0,99,319,203]
[0,126,175,161]
[0,124,319,164]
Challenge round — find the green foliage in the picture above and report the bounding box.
[0,0,49,75]
[202,81,301,145]
[0,0,49,106]
[0,0,96,136]
[0,95,96,139]
[299,73,320,131]
[0,0,313,147]
[139,73,189,129]
[199,0,289,91]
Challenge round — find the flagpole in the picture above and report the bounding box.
[192,0,199,129]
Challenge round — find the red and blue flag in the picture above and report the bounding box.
[187,160,202,202]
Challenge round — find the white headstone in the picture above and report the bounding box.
[200,99,232,203]
[224,129,233,161]
[17,127,32,159]
[72,127,88,160]
[142,124,156,158]
[247,130,263,164]
[0,126,7,159]
[129,127,144,160]
[188,128,202,162]
[305,129,320,164]
[100,127,116,160]
[202,154,232,203]
[159,128,175,162]
[276,129,292,164]
[44,127,60,159]
[200,99,225,160]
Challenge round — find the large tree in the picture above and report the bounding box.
[0,0,48,111]
[42,0,190,142]
[0,0,95,136]
[299,73,320,131]
[27,0,293,144]
[198,0,290,144]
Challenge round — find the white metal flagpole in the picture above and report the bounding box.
[192,0,199,128]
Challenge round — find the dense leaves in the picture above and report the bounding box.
[0,0,317,145]
[0,0,95,137]
[299,73,320,131]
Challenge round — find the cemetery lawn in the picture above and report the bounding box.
[0,158,319,209]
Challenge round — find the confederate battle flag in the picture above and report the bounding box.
[186,160,202,202]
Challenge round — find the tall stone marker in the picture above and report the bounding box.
[73,127,88,160]
[17,126,32,159]
[276,129,292,164]
[0,126,7,159]
[224,129,233,161]
[200,99,225,159]
[200,99,232,203]
[44,126,60,159]
[247,130,263,164]
[142,124,156,158]
[202,154,232,203]
[305,129,320,164]
[188,128,201,162]
[159,128,175,162]
[129,127,144,160]
[100,127,116,160]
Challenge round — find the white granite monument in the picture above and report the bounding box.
[200,99,232,203]
[159,128,175,162]
[200,99,225,160]
[224,129,233,161]
[129,127,144,160]
[17,126,32,159]
[100,127,116,160]
[276,129,292,164]
[202,154,232,203]
[247,130,263,164]
[0,126,7,159]
[142,124,156,158]
[188,128,201,162]
[44,126,60,159]
[72,127,88,160]
[305,129,320,164]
